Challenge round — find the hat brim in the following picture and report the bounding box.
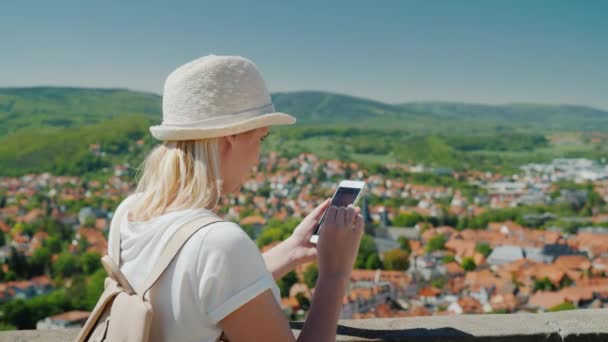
[149,112,296,141]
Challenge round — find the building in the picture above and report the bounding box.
[36,310,90,329]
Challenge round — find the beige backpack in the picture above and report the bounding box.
[76,204,226,342]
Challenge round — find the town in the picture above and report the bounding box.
[1,147,607,329]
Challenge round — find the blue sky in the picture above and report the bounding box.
[2,0,607,109]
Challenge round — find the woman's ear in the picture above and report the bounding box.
[225,134,237,147]
[219,135,237,155]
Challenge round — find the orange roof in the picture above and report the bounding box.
[554,255,592,271]
[50,310,90,322]
[458,296,482,314]
[529,291,568,309]
[465,269,503,289]
[281,297,299,310]
[559,286,594,303]
[239,215,266,226]
[17,208,44,224]
[490,293,518,312]
[533,264,567,286]
[444,262,464,275]
[32,231,48,242]
[419,286,441,297]
[95,218,107,230]
[0,220,10,233]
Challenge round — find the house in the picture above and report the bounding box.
[239,215,266,238]
[487,245,525,266]
[418,286,441,305]
[448,296,483,314]
[36,310,90,329]
[541,243,583,263]
[528,291,568,310]
[373,237,401,256]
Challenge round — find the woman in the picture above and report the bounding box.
[109,55,364,341]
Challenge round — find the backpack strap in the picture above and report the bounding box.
[106,196,138,293]
[110,196,136,265]
[135,215,224,299]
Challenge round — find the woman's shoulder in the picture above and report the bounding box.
[201,220,256,251]
[113,193,139,219]
[188,220,263,275]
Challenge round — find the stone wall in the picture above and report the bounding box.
[1,309,607,341]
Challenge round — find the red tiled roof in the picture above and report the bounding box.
[554,255,592,271]
[239,215,266,226]
[50,310,90,322]
[529,291,567,309]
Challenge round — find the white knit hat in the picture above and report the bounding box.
[150,55,296,141]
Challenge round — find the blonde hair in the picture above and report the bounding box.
[129,139,222,221]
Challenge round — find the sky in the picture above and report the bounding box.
[1,0,607,109]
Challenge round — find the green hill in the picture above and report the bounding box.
[399,102,608,132]
[0,87,607,176]
[2,87,607,136]
[0,87,161,136]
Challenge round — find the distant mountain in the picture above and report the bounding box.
[271,91,411,124]
[1,87,607,176]
[2,87,607,137]
[0,87,161,136]
[398,102,608,132]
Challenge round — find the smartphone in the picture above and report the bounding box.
[309,180,366,244]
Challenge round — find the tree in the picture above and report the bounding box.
[425,234,447,252]
[44,235,63,254]
[276,271,298,298]
[29,247,52,276]
[8,247,28,279]
[81,252,101,275]
[365,253,383,269]
[392,213,424,227]
[431,278,446,289]
[533,277,557,292]
[255,228,284,248]
[549,302,576,312]
[72,268,105,310]
[303,264,319,289]
[84,216,96,227]
[355,234,378,269]
[475,243,492,258]
[461,257,476,271]
[52,252,81,277]
[442,254,456,263]
[4,270,17,281]
[295,292,310,311]
[397,236,412,253]
[3,289,71,329]
[382,249,410,271]
[1,299,33,329]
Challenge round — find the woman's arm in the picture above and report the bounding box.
[222,206,363,342]
[220,275,350,342]
[262,199,330,280]
[262,240,298,280]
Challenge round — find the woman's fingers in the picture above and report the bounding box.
[355,214,364,231]
[345,205,356,227]
[335,207,347,228]
[323,206,338,228]
[312,199,332,219]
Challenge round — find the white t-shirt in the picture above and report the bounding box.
[107,195,281,342]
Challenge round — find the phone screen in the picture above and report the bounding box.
[312,186,362,236]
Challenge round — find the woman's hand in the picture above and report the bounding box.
[284,198,331,265]
[316,205,364,280]
[263,199,361,279]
